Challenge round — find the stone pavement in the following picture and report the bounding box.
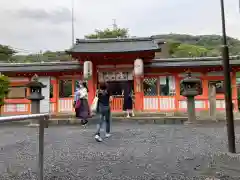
[0,123,239,179]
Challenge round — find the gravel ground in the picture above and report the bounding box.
[0,123,239,179]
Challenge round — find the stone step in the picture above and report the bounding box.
[50,111,240,118]
[49,116,187,125]
[50,112,174,118]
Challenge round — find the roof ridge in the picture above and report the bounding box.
[0,61,79,66]
[75,37,156,44]
[152,56,240,62]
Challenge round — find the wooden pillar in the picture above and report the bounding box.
[88,64,97,105]
[55,76,59,114]
[231,72,238,111]
[27,77,31,114]
[134,76,143,111]
[202,73,209,110]
[175,74,180,111]
[52,77,58,114]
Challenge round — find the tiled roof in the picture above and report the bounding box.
[146,56,240,68]
[0,61,81,72]
[0,56,240,73]
[67,37,163,53]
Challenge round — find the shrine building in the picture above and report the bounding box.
[0,36,240,116]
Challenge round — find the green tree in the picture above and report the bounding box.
[0,45,17,62]
[154,34,240,57]
[11,51,71,63]
[0,74,10,115]
[168,41,181,56]
[171,43,210,57]
[42,51,71,61]
[85,27,129,39]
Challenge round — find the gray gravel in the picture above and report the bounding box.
[0,123,239,179]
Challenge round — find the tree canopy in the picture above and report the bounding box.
[0,45,17,62]
[85,27,129,39]
[170,43,209,57]
[13,51,72,63]
[154,34,240,57]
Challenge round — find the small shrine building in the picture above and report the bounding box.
[0,37,240,116]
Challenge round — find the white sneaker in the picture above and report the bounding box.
[105,133,111,138]
[94,135,103,142]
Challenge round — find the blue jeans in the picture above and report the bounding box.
[96,104,111,136]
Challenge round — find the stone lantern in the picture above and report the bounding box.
[26,74,46,126]
[180,72,203,123]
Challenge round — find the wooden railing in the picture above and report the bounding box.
[0,113,49,180]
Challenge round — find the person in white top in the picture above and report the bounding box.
[74,81,90,125]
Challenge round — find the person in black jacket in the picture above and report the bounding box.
[94,82,112,142]
[122,87,135,118]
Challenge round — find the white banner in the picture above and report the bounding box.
[38,76,50,113]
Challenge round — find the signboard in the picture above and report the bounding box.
[116,72,127,80]
[98,71,132,82]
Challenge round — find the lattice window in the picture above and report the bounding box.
[59,79,73,98]
[159,76,176,96]
[143,78,158,96]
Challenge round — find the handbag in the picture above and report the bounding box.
[75,99,81,109]
[91,96,99,113]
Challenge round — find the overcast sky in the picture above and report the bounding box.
[0,0,239,53]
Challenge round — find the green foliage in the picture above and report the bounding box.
[85,27,129,39]
[171,43,209,57]
[0,74,10,108]
[0,45,71,63]
[0,45,17,62]
[11,51,71,63]
[154,34,240,57]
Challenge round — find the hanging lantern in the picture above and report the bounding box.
[134,59,144,77]
[134,59,143,92]
[83,61,93,80]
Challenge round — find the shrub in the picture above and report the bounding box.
[0,74,10,109]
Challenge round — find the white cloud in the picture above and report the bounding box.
[0,0,239,53]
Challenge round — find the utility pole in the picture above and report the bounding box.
[71,0,75,46]
[112,19,117,30]
[220,0,236,153]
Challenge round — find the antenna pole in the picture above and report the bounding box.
[71,0,75,46]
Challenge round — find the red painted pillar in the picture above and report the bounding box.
[175,74,180,111]
[88,64,97,105]
[231,72,238,111]
[134,76,143,111]
[202,73,209,110]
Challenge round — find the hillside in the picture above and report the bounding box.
[154,34,240,57]
[1,34,240,63]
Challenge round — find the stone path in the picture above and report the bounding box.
[0,123,239,179]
